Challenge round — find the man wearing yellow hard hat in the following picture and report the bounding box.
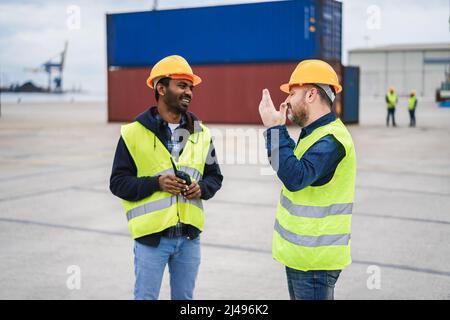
[386,87,398,127]
[258,59,356,300]
[110,55,223,300]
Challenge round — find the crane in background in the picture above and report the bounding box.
[24,41,68,93]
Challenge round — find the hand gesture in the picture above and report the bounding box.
[258,89,288,128]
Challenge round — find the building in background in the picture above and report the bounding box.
[106,0,359,124]
[348,43,450,98]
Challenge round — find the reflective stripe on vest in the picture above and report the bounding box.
[179,166,203,182]
[127,196,176,221]
[179,196,203,210]
[280,193,353,218]
[274,220,351,247]
[126,195,204,221]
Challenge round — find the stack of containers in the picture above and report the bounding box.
[106,0,345,123]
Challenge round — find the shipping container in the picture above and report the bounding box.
[108,62,345,123]
[106,0,342,67]
[106,0,348,124]
[342,66,360,124]
[108,63,299,123]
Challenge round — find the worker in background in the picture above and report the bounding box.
[408,90,418,127]
[386,87,398,127]
[258,60,356,300]
[110,55,223,300]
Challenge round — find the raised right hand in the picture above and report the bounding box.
[258,89,288,128]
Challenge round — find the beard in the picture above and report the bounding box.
[288,103,309,127]
[164,89,190,114]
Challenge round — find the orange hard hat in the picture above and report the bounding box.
[146,55,202,89]
[280,59,342,94]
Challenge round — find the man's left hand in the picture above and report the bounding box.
[182,181,202,200]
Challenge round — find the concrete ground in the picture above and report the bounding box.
[0,96,449,300]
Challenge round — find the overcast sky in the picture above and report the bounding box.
[0,0,448,95]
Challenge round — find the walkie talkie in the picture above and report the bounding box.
[170,158,192,186]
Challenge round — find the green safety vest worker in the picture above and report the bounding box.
[387,92,397,109]
[272,118,356,271]
[120,121,211,239]
[408,96,417,111]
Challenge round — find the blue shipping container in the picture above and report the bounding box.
[106,0,341,67]
[342,66,360,124]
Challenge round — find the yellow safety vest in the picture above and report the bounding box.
[408,96,417,111]
[387,93,397,109]
[273,118,356,271]
[120,121,211,239]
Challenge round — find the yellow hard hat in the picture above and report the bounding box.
[389,87,395,91]
[146,55,202,89]
[280,59,342,94]
[411,90,416,95]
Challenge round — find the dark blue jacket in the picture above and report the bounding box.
[110,107,223,246]
[264,112,346,191]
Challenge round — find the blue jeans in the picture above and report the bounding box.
[386,108,396,126]
[134,236,201,300]
[409,109,416,127]
[285,267,341,300]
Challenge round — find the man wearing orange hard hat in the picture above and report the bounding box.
[110,55,223,300]
[259,59,356,300]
